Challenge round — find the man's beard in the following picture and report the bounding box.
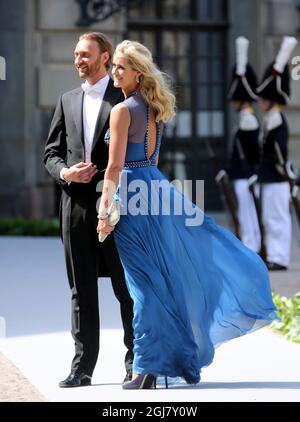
[78,58,102,79]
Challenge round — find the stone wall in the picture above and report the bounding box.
[0,0,26,216]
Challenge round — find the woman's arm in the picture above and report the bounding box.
[97,103,130,231]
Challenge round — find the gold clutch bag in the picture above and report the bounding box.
[98,200,121,243]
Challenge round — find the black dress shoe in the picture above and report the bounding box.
[59,369,92,388]
[122,370,132,384]
[267,262,288,271]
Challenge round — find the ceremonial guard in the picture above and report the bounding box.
[256,36,298,270]
[227,37,261,253]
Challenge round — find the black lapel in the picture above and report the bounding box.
[71,89,84,146]
[91,78,123,151]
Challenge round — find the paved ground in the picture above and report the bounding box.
[0,352,46,402]
[0,212,299,403]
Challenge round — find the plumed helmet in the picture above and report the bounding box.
[256,36,298,104]
[228,37,258,102]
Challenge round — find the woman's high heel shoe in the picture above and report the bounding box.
[122,373,156,390]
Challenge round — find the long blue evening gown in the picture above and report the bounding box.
[105,92,278,384]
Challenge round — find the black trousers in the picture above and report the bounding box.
[61,191,134,376]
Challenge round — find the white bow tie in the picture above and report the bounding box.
[81,82,101,94]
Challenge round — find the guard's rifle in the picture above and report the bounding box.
[202,130,241,239]
[215,169,241,240]
[236,138,268,261]
[274,141,300,226]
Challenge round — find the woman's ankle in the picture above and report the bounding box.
[132,372,139,380]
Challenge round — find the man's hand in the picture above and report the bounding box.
[63,162,98,183]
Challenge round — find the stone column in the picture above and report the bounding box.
[0,0,26,216]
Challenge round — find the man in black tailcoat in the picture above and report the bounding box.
[44,32,134,387]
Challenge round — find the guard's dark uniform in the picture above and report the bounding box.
[228,111,260,180]
[259,108,288,184]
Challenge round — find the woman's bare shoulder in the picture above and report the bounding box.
[110,102,130,126]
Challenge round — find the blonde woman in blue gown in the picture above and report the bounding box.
[97,40,278,390]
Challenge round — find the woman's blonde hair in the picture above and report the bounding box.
[114,40,176,122]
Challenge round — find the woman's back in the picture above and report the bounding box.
[122,93,162,164]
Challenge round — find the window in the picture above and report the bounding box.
[127,0,228,209]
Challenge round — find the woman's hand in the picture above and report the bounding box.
[97,217,115,236]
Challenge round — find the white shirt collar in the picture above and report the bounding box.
[81,74,109,95]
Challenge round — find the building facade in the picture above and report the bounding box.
[0,0,299,217]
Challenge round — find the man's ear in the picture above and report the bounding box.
[102,51,110,67]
